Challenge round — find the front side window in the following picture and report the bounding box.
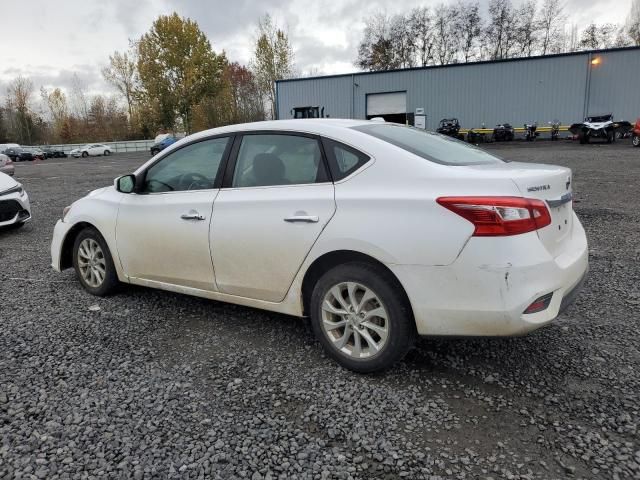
[143,137,229,193]
[352,124,505,166]
[232,134,327,188]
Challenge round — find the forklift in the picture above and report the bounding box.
[291,106,326,119]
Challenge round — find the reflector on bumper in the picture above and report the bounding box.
[523,292,554,314]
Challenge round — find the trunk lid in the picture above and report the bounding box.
[461,162,573,257]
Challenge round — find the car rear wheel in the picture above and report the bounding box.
[310,262,414,373]
[81,151,88,158]
[72,227,119,296]
[633,135,640,147]
[104,150,111,156]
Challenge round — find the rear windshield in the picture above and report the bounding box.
[352,123,505,166]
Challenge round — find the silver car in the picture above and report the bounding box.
[0,154,14,176]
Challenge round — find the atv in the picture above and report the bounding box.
[569,113,632,144]
[492,123,515,142]
[436,118,464,139]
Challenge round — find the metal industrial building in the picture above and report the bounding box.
[275,46,640,130]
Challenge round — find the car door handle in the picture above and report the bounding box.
[180,211,206,221]
[284,215,319,223]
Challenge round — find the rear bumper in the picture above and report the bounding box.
[390,213,589,336]
[559,266,588,314]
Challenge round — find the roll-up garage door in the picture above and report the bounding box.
[366,92,407,116]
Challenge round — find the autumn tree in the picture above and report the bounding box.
[251,14,295,118]
[389,14,415,68]
[408,7,435,67]
[102,49,138,123]
[454,1,483,62]
[0,108,7,143]
[6,77,35,144]
[538,0,565,54]
[70,74,90,125]
[580,23,618,50]
[356,14,398,71]
[225,62,265,124]
[433,5,460,65]
[514,0,539,57]
[626,0,640,45]
[137,13,226,133]
[485,0,517,60]
[40,87,69,142]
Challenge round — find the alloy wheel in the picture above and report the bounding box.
[77,238,106,288]
[321,281,389,359]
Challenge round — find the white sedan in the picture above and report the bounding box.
[0,172,31,228]
[51,119,588,372]
[70,144,112,158]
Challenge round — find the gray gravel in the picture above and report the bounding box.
[0,140,638,479]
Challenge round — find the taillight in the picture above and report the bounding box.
[436,196,551,236]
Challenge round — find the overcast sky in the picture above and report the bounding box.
[0,0,632,100]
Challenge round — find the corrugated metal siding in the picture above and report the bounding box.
[276,76,353,119]
[588,50,640,122]
[276,48,640,129]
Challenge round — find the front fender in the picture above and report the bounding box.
[51,188,126,280]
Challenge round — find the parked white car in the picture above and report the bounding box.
[51,119,588,372]
[70,144,112,158]
[0,172,31,228]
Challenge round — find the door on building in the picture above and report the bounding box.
[366,91,407,124]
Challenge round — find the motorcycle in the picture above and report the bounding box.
[524,122,539,141]
[549,120,560,141]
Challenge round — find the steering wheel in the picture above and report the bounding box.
[178,172,211,190]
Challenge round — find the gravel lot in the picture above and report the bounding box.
[1,140,638,479]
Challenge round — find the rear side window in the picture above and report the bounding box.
[232,134,328,188]
[321,138,370,181]
[352,123,504,166]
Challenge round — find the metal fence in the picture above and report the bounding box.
[24,140,155,154]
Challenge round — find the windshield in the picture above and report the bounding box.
[352,123,504,166]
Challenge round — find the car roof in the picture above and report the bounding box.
[187,119,373,141]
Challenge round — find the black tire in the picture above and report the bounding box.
[310,262,415,373]
[606,130,614,144]
[72,227,119,296]
[104,150,111,156]
[150,149,159,156]
[81,151,88,158]
[579,133,588,144]
[633,135,640,147]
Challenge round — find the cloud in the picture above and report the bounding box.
[0,0,632,98]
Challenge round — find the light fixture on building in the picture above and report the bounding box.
[591,57,601,66]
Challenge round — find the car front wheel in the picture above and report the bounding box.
[633,135,640,147]
[310,262,414,373]
[81,151,88,158]
[72,227,119,296]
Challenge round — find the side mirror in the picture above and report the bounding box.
[115,174,136,193]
